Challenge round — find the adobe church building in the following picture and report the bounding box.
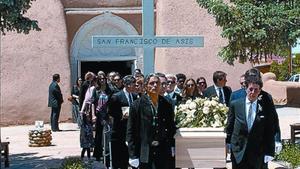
[0,0,251,125]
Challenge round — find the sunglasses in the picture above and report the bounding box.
[167,80,175,84]
[197,82,206,85]
[161,82,167,87]
[187,84,195,87]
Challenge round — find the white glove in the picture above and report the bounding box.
[129,158,139,168]
[275,141,282,154]
[264,155,274,163]
[226,144,231,161]
[171,147,175,157]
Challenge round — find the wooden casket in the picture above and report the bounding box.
[175,128,226,168]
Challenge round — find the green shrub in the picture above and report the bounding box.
[59,157,89,169]
[293,54,300,74]
[277,143,300,169]
[270,59,290,81]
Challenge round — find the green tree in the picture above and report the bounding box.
[196,0,300,65]
[0,0,41,34]
[293,54,300,73]
[270,59,290,81]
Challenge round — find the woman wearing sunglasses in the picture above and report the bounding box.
[181,78,200,103]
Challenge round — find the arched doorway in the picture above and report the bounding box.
[70,12,142,82]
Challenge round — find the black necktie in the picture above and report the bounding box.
[218,88,224,103]
[129,94,133,104]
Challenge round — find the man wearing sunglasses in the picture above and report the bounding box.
[174,73,186,95]
[229,68,281,169]
[230,74,247,103]
[127,73,176,169]
[226,75,276,169]
[165,74,182,110]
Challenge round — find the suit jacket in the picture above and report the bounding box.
[48,81,63,108]
[203,85,232,106]
[260,90,281,141]
[108,90,137,141]
[226,98,275,168]
[165,92,182,110]
[126,95,176,163]
[79,81,91,108]
[229,88,247,103]
[229,89,281,142]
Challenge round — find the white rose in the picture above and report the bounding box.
[204,100,210,107]
[189,101,197,110]
[211,100,218,106]
[186,110,194,118]
[180,104,188,111]
[186,99,192,105]
[203,107,209,114]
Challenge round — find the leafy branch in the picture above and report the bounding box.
[196,0,300,65]
[0,0,41,34]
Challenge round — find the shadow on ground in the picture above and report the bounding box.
[9,153,63,169]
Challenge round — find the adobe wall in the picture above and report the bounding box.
[0,0,252,126]
[0,0,71,126]
[263,73,300,107]
[155,0,251,89]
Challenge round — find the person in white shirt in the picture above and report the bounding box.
[226,75,275,169]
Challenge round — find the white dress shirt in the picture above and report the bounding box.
[214,85,225,103]
[245,98,257,131]
[123,88,133,105]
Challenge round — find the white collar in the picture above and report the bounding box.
[214,84,222,90]
[246,97,258,105]
[166,91,175,97]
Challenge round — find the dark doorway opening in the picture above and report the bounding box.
[80,61,133,78]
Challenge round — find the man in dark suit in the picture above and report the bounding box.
[48,74,63,132]
[230,74,247,103]
[127,73,176,169]
[108,75,137,169]
[226,75,275,169]
[204,71,232,106]
[165,74,182,110]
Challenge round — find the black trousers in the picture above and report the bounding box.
[50,106,61,131]
[111,140,129,169]
[231,153,264,169]
[93,119,104,160]
[140,142,170,169]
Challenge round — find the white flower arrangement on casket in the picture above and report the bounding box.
[175,97,229,128]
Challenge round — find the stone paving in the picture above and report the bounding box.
[1,106,299,169]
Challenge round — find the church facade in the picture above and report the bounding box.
[0,0,250,125]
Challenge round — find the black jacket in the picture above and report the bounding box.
[226,97,275,168]
[204,85,232,106]
[48,81,63,108]
[126,95,176,163]
[108,90,137,141]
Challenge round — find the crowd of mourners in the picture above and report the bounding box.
[48,68,281,169]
